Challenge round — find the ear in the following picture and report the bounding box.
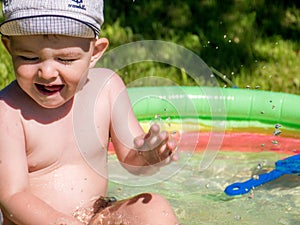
[1,36,12,54]
[89,37,109,68]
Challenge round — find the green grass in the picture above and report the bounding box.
[233,38,300,93]
[0,40,14,88]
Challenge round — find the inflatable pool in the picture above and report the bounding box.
[108,86,300,225]
[126,86,300,154]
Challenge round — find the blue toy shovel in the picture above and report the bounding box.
[224,154,300,196]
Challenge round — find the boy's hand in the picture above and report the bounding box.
[133,124,179,166]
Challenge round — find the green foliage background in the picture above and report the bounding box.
[1,0,300,93]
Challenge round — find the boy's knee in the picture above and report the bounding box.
[129,192,172,208]
[129,193,178,223]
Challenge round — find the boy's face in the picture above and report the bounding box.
[3,35,107,108]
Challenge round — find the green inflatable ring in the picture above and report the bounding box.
[127,86,300,132]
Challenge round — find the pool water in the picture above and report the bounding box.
[108,151,300,225]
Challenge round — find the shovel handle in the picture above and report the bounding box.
[224,169,284,196]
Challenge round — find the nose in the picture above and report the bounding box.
[37,60,59,80]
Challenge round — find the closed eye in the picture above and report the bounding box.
[57,58,77,64]
[19,56,39,61]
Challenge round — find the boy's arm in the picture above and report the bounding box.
[0,105,83,225]
[107,74,178,175]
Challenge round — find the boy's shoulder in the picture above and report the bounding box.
[0,81,23,120]
[83,68,125,92]
[87,68,118,81]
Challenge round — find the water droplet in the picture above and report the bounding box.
[278,218,289,225]
[166,117,171,127]
[275,124,281,129]
[175,208,186,219]
[257,161,266,169]
[234,215,241,221]
[257,164,262,169]
[273,130,282,136]
[162,210,169,217]
[223,34,227,39]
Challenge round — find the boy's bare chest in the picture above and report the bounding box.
[23,115,79,171]
[23,111,109,173]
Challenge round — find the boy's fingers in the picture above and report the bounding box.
[133,136,144,148]
[143,129,166,149]
[171,153,179,161]
[144,124,160,139]
[166,138,176,150]
[160,147,172,160]
[150,123,160,133]
[158,130,168,141]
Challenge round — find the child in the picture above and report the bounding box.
[0,0,179,224]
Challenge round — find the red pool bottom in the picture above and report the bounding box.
[180,132,300,154]
[108,132,300,155]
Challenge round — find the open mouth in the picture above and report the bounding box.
[35,83,65,96]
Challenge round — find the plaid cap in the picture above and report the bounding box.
[0,0,104,38]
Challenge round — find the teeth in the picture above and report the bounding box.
[44,85,62,92]
[35,84,64,94]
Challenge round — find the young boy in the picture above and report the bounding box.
[0,0,179,224]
